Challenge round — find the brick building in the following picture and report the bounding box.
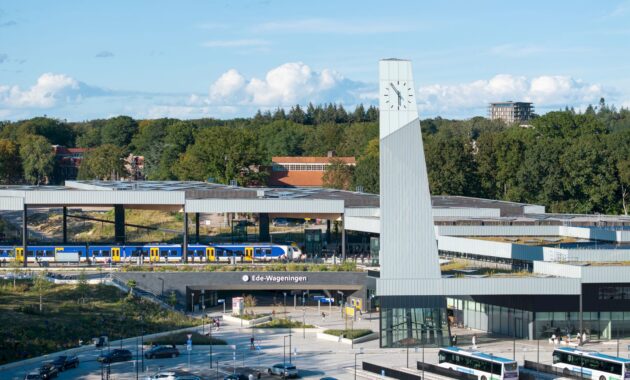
[268,153,356,187]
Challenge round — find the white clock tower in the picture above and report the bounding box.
[377,58,449,348]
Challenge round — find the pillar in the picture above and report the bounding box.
[183,212,189,263]
[114,205,125,244]
[341,214,346,262]
[195,213,200,244]
[22,204,28,268]
[259,213,270,242]
[326,220,331,244]
[62,206,67,244]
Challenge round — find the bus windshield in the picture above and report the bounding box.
[504,362,518,372]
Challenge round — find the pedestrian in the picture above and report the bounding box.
[582,331,587,344]
[250,336,255,349]
[452,334,457,346]
[216,319,220,331]
[472,334,477,349]
[321,311,326,321]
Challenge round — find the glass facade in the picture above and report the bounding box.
[380,307,451,347]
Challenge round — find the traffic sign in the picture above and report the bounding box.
[187,337,192,351]
[218,299,225,304]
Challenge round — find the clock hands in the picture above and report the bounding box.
[389,82,402,108]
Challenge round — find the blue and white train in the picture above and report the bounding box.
[0,243,303,264]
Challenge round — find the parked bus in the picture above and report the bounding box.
[438,346,518,379]
[552,347,630,380]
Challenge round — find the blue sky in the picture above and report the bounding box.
[1,0,629,121]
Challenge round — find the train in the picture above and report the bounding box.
[0,243,303,264]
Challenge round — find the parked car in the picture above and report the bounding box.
[97,349,132,364]
[51,355,79,371]
[24,371,44,380]
[224,374,249,380]
[268,363,298,378]
[146,370,201,380]
[144,345,180,359]
[26,362,59,379]
[93,335,108,347]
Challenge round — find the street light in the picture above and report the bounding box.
[354,347,364,380]
[158,277,164,297]
[283,292,287,315]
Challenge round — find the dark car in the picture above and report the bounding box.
[97,349,133,364]
[51,355,79,371]
[31,362,58,379]
[224,374,249,380]
[144,345,180,359]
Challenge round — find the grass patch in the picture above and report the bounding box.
[233,313,269,320]
[145,331,226,346]
[0,279,202,365]
[255,318,314,328]
[120,262,358,272]
[323,329,373,339]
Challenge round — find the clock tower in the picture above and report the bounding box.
[377,58,449,348]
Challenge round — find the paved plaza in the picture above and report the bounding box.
[3,305,630,379]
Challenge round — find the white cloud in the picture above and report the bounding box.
[417,74,606,116]
[209,69,246,101]
[201,39,270,48]
[0,73,80,108]
[207,62,371,107]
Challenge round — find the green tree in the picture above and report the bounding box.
[168,291,177,309]
[174,126,264,185]
[101,116,138,148]
[19,135,55,185]
[14,117,75,146]
[126,279,137,298]
[78,144,128,180]
[352,138,379,194]
[32,273,52,312]
[155,121,195,180]
[0,139,22,184]
[322,158,354,190]
[424,130,478,196]
[76,271,89,304]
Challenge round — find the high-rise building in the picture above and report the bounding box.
[489,101,533,123]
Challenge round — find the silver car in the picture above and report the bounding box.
[268,363,298,378]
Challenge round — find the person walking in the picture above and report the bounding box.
[472,334,477,349]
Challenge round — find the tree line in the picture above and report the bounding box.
[1,100,629,215]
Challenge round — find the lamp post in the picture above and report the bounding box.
[283,292,287,316]
[580,352,584,379]
[302,307,306,339]
[158,277,164,297]
[354,347,364,380]
[209,316,213,369]
[283,335,289,366]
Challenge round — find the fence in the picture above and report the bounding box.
[417,362,477,380]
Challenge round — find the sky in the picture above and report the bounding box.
[0,0,629,121]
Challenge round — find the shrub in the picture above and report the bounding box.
[323,329,373,339]
[255,318,314,328]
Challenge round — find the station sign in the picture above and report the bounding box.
[241,274,307,283]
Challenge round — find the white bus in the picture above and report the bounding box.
[438,346,519,379]
[552,347,630,380]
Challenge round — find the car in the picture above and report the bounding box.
[38,362,59,379]
[320,378,338,380]
[97,349,133,364]
[51,355,79,371]
[146,371,201,380]
[268,363,298,378]
[224,374,249,380]
[144,345,180,359]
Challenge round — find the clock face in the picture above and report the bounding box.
[383,80,414,110]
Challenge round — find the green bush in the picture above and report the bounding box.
[323,329,373,339]
[255,318,314,328]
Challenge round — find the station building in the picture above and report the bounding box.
[3,59,630,349]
